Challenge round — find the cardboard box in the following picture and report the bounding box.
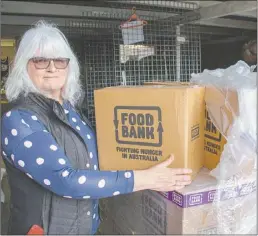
[205,85,256,178]
[144,81,227,170]
[99,168,256,234]
[98,218,131,235]
[204,107,227,170]
[94,85,205,176]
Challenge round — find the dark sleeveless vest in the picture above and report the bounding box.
[3,93,97,235]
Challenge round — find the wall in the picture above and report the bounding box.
[201,40,246,70]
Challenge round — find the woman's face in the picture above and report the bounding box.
[27,57,69,94]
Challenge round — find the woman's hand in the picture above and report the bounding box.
[133,154,192,192]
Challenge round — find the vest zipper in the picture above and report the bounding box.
[53,106,90,155]
[53,107,88,234]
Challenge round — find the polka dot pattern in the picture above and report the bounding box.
[31,115,38,120]
[50,145,57,151]
[21,119,30,127]
[26,173,33,179]
[1,106,134,226]
[113,191,120,196]
[4,138,8,145]
[98,179,105,188]
[44,179,51,186]
[124,172,132,179]
[58,158,66,165]
[18,160,25,167]
[11,129,18,136]
[36,157,44,165]
[24,141,32,148]
[62,170,69,177]
[78,176,87,184]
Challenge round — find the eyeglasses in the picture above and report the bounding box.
[30,57,70,69]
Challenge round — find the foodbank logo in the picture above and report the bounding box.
[113,106,163,147]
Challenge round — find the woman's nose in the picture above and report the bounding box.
[47,60,57,72]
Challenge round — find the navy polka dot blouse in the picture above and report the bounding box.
[1,102,134,200]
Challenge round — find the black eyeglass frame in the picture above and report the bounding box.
[30,57,70,69]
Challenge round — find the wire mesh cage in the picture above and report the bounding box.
[64,0,201,127]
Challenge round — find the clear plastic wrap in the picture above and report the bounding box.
[190,60,257,234]
[191,60,256,89]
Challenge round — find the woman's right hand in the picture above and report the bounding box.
[133,154,192,192]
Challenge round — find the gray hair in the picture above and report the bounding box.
[5,20,82,106]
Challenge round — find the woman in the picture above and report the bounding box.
[1,21,192,235]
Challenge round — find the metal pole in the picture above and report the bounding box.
[176,25,181,82]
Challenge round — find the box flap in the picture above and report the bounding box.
[205,87,239,137]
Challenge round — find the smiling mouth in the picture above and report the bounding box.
[44,77,58,79]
